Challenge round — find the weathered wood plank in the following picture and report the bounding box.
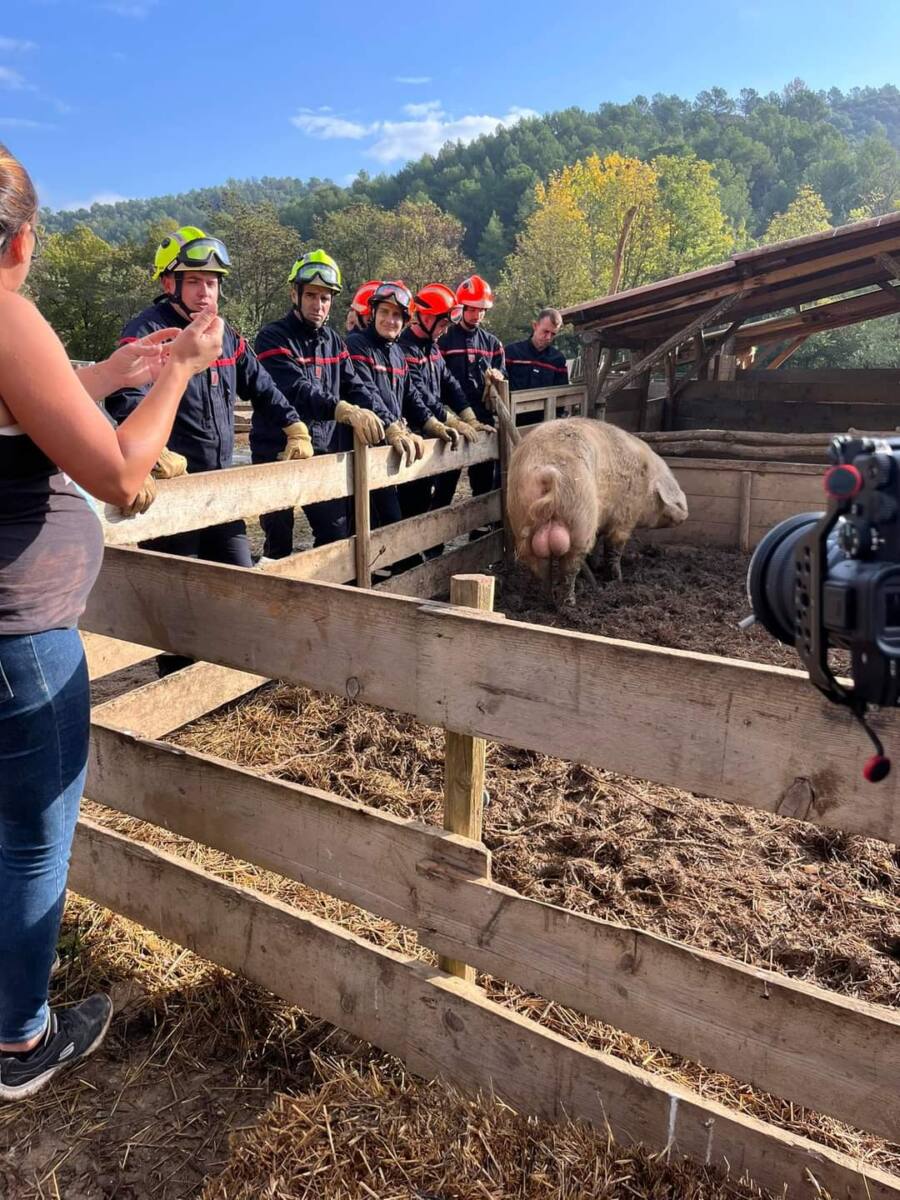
[440,574,494,980]
[86,724,489,918]
[375,531,504,597]
[92,662,267,739]
[86,725,900,1141]
[83,632,157,680]
[353,434,371,588]
[82,545,900,843]
[99,440,497,546]
[69,819,900,1199]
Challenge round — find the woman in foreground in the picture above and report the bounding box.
[0,143,223,1099]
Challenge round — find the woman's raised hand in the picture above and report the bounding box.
[167,305,224,375]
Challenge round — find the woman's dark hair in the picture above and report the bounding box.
[0,143,38,250]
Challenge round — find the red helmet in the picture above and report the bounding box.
[350,279,381,320]
[369,279,412,321]
[455,274,494,310]
[410,282,462,330]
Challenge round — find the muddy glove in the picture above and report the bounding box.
[151,446,187,479]
[445,410,479,443]
[385,421,425,468]
[460,406,495,434]
[278,420,314,461]
[120,474,157,517]
[423,414,460,448]
[335,399,385,446]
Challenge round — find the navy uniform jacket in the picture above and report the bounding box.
[398,327,468,422]
[504,338,569,392]
[253,310,382,459]
[345,326,433,431]
[106,296,299,473]
[438,323,505,423]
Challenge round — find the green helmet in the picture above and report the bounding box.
[288,249,342,294]
[153,226,231,281]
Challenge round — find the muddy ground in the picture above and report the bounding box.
[3,540,898,1199]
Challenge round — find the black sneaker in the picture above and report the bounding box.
[0,994,112,1100]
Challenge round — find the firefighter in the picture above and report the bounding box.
[252,251,385,556]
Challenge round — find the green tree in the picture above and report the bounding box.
[211,197,301,337]
[313,198,472,322]
[28,224,150,361]
[475,210,509,279]
[654,153,735,273]
[762,184,831,243]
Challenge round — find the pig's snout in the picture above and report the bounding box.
[531,521,571,559]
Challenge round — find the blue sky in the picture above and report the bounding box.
[3,0,900,212]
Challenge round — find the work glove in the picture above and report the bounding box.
[335,399,385,446]
[278,420,314,461]
[385,420,426,468]
[460,406,495,434]
[445,410,479,443]
[485,367,506,386]
[151,446,187,479]
[120,474,157,517]
[423,414,460,448]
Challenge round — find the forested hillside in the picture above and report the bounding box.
[33,82,900,366]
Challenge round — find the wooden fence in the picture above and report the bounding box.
[72,391,900,1197]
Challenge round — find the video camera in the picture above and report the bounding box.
[747,434,900,782]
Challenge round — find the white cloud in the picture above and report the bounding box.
[0,37,37,52]
[290,111,370,139]
[52,191,129,212]
[0,66,28,89]
[0,116,50,129]
[289,102,538,164]
[395,76,431,85]
[368,105,539,164]
[402,100,442,118]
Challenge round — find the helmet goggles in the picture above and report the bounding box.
[290,259,342,293]
[371,281,412,312]
[171,236,231,272]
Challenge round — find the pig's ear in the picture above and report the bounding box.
[654,473,685,509]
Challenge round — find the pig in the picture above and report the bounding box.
[506,417,688,606]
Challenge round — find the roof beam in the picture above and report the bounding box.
[602,291,745,404]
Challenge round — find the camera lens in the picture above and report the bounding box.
[747,513,824,646]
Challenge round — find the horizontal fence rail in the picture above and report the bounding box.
[70,819,900,1200]
[86,712,900,1142]
[82,546,900,844]
[98,438,497,546]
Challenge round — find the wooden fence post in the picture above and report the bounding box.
[353,432,371,588]
[739,470,754,553]
[494,379,517,564]
[440,572,495,982]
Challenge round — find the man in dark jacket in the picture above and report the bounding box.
[345,280,430,571]
[505,308,568,425]
[252,251,385,556]
[399,282,487,554]
[439,274,505,503]
[107,226,312,570]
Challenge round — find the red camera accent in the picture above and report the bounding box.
[824,464,863,499]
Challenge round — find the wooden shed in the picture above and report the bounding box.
[562,210,900,435]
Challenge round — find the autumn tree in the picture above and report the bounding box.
[493,151,736,341]
[762,184,831,243]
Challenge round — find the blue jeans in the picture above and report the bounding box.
[0,628,89,1043]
